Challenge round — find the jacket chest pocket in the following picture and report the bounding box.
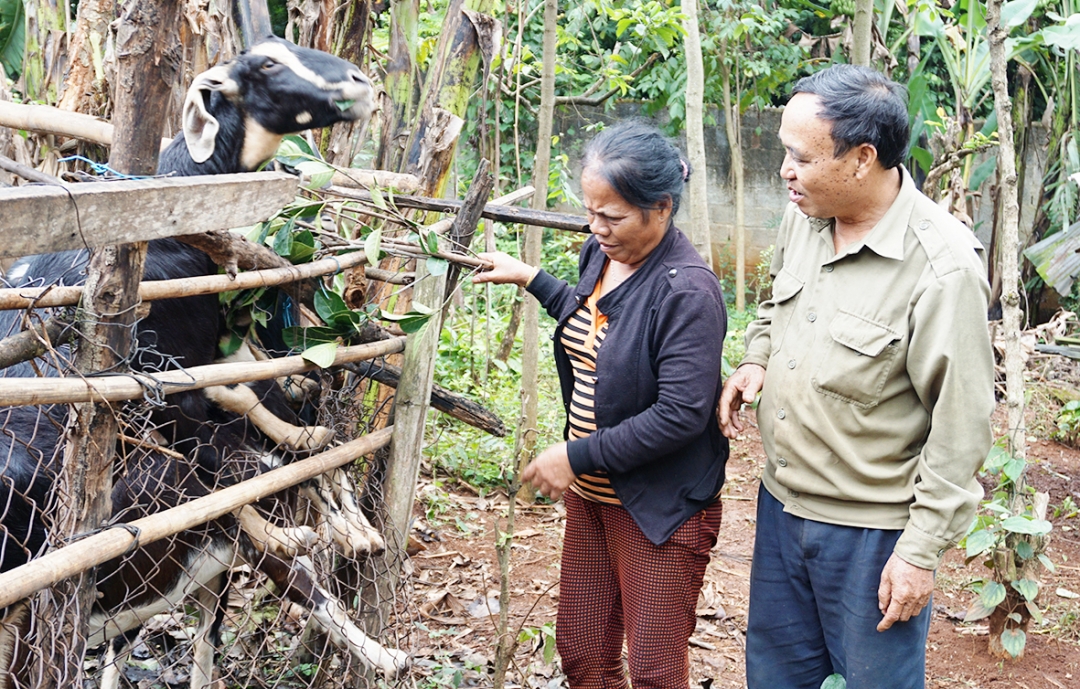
[769,269,805,355]
[812,310,901,409]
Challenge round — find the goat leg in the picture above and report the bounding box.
[299,471,386,557]
[324,468,384,555]
[252,553,409,678]
[98,628,142,689]
[0,601,31,689]
[236,505,318,558]
[188,574,227,689]
[203,384,333,451]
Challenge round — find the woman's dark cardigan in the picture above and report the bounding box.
[527,227,729,545]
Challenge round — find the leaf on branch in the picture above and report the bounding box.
[1003,457,1026,483]
[296,160,335,190]
[964,597,996,622]
[999,628,1026,658]
[1015,540,1034,560]
[426,257,449,276]
[1001,516,1052,536]
[365,228,383,266]
[380,308,433,334]
[283,326,341,349]
[965,529,996,558]
[983,445,1012,474]
[981,581,1007,609]
[301,342,338,368]
[1025,600,1043,624]
[425,229,441,255]
[1038,553,1056,573]
[1011,578,1039,602]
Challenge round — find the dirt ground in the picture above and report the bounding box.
[405,407,1080,689]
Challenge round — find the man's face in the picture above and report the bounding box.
[778,93,862,220]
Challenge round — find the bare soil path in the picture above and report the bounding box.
[406,408,1080,688]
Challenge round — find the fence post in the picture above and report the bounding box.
[371,162,494,626]
[31,2,181,686]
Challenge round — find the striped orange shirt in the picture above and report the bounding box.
[562,278,620,505]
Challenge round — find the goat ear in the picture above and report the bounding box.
[182,65,240,164]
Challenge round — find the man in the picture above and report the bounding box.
[719,65,995,689]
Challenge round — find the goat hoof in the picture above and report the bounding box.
[382,651,411,679]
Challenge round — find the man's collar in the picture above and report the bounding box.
[861,166,915,260]
[804,166,915,261]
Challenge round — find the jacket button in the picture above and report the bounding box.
[789,490,800,498]
[777,457,788,467]
[807,312,817,322]
[918,220,930,230]
[824,265,834,273]
[668,268,678,277]
[777,409,786,420]
[787,359,796,369]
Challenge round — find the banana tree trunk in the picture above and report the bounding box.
[377,0,420,172]
[22,0,67,104]
[56,0,112,116]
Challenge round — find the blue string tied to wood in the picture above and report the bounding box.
[57,155,152,180]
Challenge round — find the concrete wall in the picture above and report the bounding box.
[551,102,1048,276]
[552,103,791,273]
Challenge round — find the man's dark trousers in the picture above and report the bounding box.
[746,486,931,689]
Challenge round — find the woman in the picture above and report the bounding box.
[473,121,729,689]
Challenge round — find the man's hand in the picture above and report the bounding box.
[877,554,935,631]
[718,364,766,438]
[522,442,576,501]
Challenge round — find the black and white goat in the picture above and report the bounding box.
[0,37,407,687]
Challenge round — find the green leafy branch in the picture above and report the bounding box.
[960,444,1054,658]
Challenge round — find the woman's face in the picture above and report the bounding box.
[582,166,670,269]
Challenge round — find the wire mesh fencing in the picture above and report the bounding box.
[0,284,417,688]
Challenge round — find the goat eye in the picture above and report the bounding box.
[262,60,278,71]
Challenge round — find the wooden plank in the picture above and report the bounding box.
[0,337,405,407]
[0,427,393,610]
[0,172,298,258]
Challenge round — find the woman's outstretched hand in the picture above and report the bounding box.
[472,252,539,287]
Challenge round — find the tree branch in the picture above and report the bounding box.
[554,53,660,106]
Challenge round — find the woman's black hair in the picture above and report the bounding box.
[581,121,690,226]
[791,64,909,170]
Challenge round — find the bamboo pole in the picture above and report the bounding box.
[0,337,405,407]
[0,427,393,611]
[0,251,370,310]
[0,100,122,147]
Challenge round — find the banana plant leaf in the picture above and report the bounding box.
[1024,219,1080,297]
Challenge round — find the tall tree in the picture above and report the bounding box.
[852,0,873,65]
[988,0,1024,478]
[718,28,745,310]
[682,0,712,268]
